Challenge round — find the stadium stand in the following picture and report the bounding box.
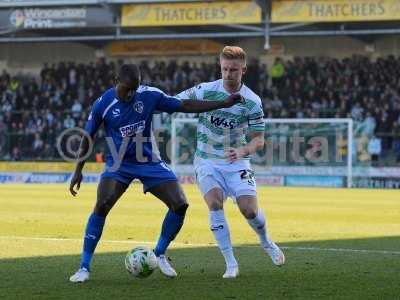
[0,55,399,165]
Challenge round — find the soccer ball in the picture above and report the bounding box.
[125,246,158,278]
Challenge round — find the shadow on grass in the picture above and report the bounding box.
[1,236,399,300]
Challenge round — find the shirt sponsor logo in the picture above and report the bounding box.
[119,120,145,137]
[210,116,236,129]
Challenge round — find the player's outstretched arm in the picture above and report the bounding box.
[176,93,244,113]
[69,135,91,196]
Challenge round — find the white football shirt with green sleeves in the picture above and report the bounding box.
[176,79,265,163]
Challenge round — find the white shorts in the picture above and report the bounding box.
[194,157,257,201]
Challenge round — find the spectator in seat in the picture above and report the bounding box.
[368,135,382,165]
[392,122,400,163]
[11,146,21,161]
[270,57,285,88]
[71,100,83,119]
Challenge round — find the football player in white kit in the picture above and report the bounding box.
[177,46,285,278]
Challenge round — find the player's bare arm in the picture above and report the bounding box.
[226,131,264,162]
[177,93,244,113]
[69,134,92,196]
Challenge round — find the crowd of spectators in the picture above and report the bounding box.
[0,55,399,165]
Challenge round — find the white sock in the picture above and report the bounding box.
[209,210,238,268]
[247,209,273,248]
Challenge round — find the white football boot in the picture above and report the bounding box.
[222,265,239,279]
[264,242,285,266]
[157,255,177,278]
[69,267,90,283]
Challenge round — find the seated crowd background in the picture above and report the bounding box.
[0,55,399,165]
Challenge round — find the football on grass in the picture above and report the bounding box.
[125,246,158,278]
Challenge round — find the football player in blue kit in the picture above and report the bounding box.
[69,64,243,282]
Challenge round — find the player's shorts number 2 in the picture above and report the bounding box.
[239,169,255,186]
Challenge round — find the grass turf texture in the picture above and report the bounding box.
[0,184,399,299]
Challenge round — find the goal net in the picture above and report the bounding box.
[171,118,354,188]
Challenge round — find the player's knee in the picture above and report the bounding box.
[208,200,223,211]
[94,206,108,217]
[204,189,224,211]
[241,208,257,219]
[173,202,189,216]
[245,210,257,219]
[94,204,112,217]
[95,196,114,217]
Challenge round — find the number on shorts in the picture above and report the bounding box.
[239,169,255,186]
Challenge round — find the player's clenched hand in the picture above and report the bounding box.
[223,94,244,108]
[69,170,83,197]
[225,147,247,162]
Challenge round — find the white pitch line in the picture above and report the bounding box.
[1,236,400,255]
[280,246,400,255]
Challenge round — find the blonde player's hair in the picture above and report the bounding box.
[220,46,247,62]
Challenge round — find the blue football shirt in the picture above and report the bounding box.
[85,85,181,164]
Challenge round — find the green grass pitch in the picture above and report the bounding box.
[0,184,399,299]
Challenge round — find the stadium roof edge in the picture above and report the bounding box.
[0,31,265,43]
[0,0,207,8]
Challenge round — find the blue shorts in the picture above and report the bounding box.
[101,161,178,193]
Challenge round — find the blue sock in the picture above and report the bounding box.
[154,210,185,256]
[80,213,106,271]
